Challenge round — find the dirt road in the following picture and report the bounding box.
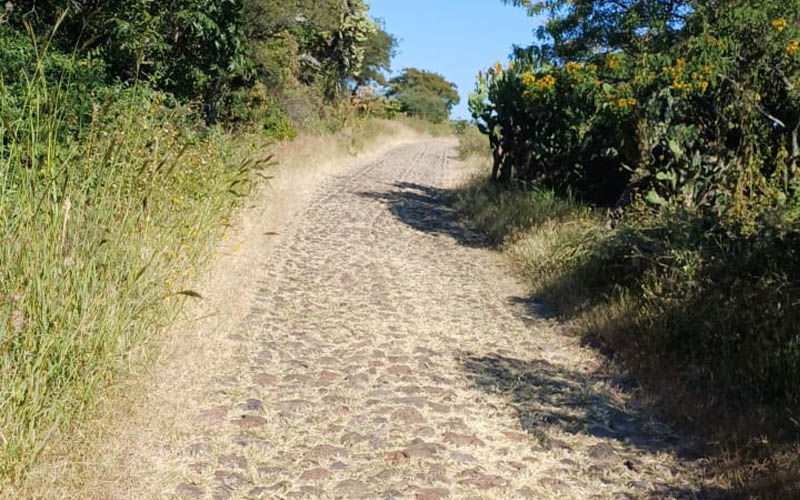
[72,139,711,499]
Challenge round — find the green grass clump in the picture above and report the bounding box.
[0,49,267,482]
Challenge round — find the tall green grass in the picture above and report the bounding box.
[0,37,267,482]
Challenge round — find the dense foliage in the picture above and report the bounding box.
[472,0,800,216]
[388,68,460,123]
[9,0,398,127]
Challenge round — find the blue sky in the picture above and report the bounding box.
[369,0,542,120]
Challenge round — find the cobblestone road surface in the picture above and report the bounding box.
[171,140,708,500]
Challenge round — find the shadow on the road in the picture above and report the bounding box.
[357,181,489,248]
[461,353,733,500]
[462,353,682,452]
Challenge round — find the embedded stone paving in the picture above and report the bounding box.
[169,140,711,499]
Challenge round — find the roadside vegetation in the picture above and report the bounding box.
[0,0,458,484]
[458,0,800,496]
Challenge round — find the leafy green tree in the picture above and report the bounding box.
[353,20,398,89]
[388,68,459,122]
[13,0,250,119]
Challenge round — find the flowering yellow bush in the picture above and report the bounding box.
[536,74,557,90]
[565,61,584,74]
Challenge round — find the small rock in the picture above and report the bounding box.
[198,406,228,422]
[318,370,340,385]
[546,438,572,451]
[416,488,450,500]
[501,431,530,442]
[387,365,413,376]
[448,451,476,464]
[443,432,485,447]
[214,470,249,489]
[300,468,331,481]
[337,479,366,491]
[538,478,568,490]
[304,444,347,460]
[397,385,422,395]
[456,468,506,490]
[384,450,410,464]
[237,399,264,412]
[395,397,428,408]
[277,399,312,411]
[392,407,425,424]
[341,432,367,445]
[218,454,247,469]
[248,486,272,496]
[560,458,579,468]
[231,434,265,447]
[212,486,232,500]
[231,415,268,428]
[176,483,204,499]
[405,441,442,458]
[588,443,617,460]
[188,462,209,474]
[330,461,348,471]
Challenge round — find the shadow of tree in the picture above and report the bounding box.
[462,353,734,500]
[357,181,489,248]
[462,354,687,453]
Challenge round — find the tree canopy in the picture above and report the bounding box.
[9,0,397,122]
[387,68,460,123]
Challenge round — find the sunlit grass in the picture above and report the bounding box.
[0,43,270,482]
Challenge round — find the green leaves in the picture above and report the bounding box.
[479,0,800,213]
[388,68,460,123]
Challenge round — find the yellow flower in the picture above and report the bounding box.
[565,61,584,74]
[672,80,692,92]
[773,18,788,33]
[627,98,638,106]
[606,54,621,70]
[522,72,536,87]
[787,39,800,54]
[700,81,709,92]
[703,64,714,76]
[493,61,504,74]
[172,198,180,205]
[536,74,557,90]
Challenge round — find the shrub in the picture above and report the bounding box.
[472,0,800,216]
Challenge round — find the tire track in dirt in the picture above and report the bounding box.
[168,139,713,500]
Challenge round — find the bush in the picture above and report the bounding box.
[472,1,800,216]
[0,33,265,481]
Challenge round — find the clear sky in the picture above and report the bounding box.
[368,0,542,120]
